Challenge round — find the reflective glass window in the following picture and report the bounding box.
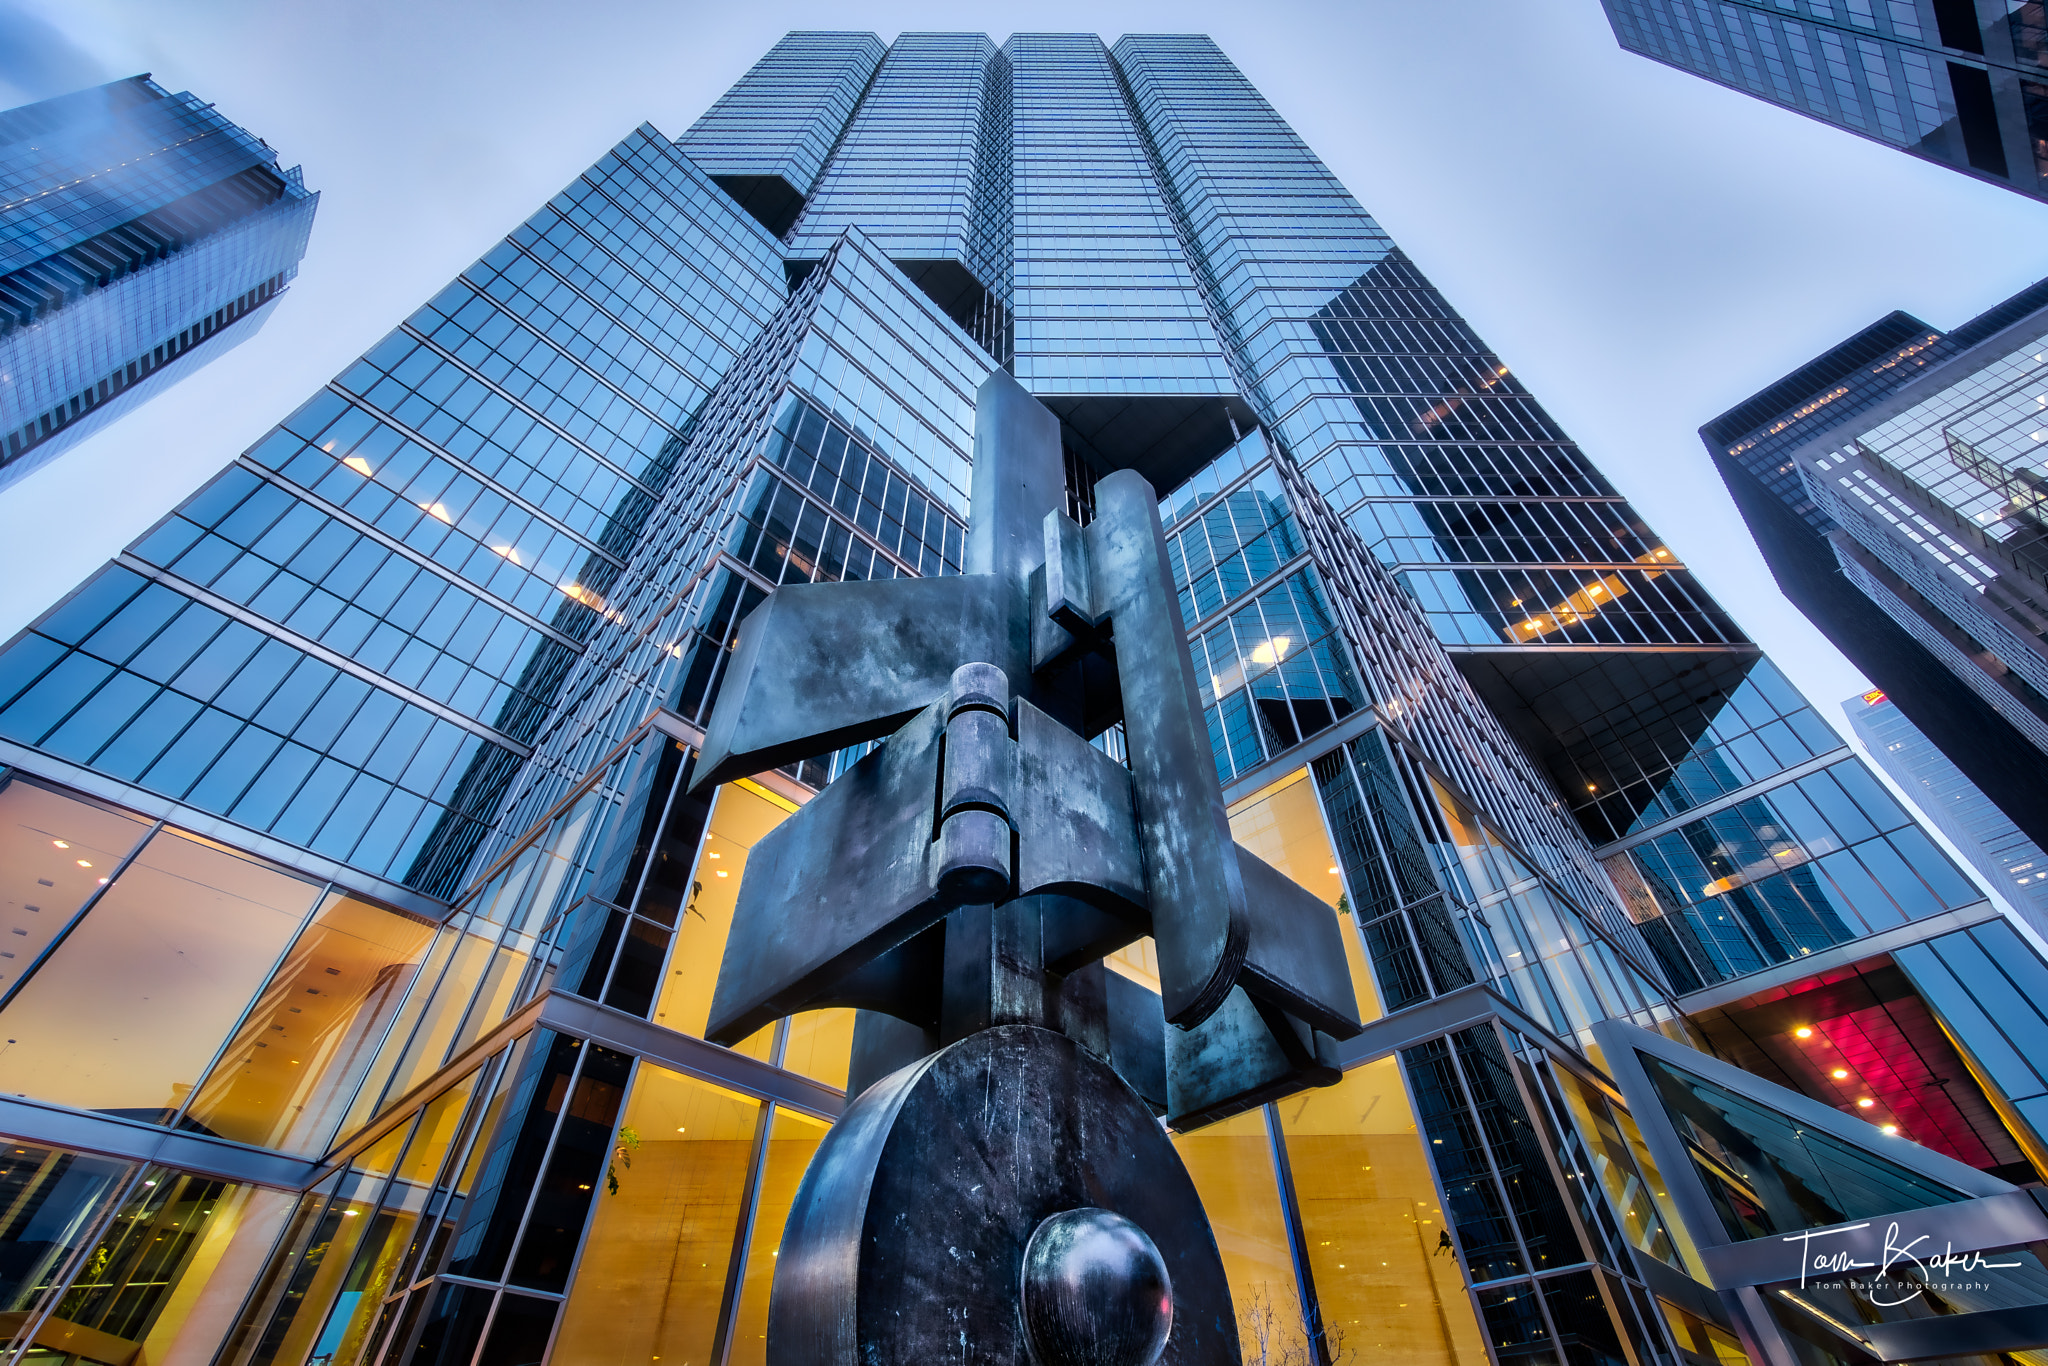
[0,1144,135,1345]
[1279,1059,1487,1364]
[182,891,438,1153]
[1638,1054,1967,1240]
[44,1166,299,1366]
[551,1065,761,1365]
[0,829,322,1121]
[0,776,153,996]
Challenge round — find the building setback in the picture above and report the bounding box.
[0,76,318,488]
[0,30,2040,1366]
[1601,0,2048,204]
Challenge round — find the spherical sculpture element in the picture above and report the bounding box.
[1019,1207,1173,1366]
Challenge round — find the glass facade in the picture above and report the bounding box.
[1601,0,2048,203]
[0,76,317,484]
[0,27,2041,1366]
[1847,686,2048,931]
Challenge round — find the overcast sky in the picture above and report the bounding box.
[4,0,2046,743]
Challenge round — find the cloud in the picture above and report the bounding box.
[0,2,111,105]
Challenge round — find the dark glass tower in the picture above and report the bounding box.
[1704,277,2048,852]
[0,31,2041,1366]
[0,75,317,486]
[1602,0,2048,203]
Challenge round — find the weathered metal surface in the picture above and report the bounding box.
[691,573,1008,789]
[1088,472,1249,1029]
[1164,986,1341,1132]
[1234,845,1364,1040]
[767,1025,1239,1366]
[967,370,1066,590]
[1106,969,1169,1112]
[690,371,1367,1362]
[845,1008,938,1101]
[705,701,947,1044]
[1013,698,1146,913]
[1020,1208,1173,1366]
[940,901,1046,1043]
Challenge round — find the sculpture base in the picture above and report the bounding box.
[767,1023,1241,1365]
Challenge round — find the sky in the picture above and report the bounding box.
[3,0,2046,748]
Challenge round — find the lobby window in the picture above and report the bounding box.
[40,1166,300,1366]
[0,825,326,1123]
[0,773,153,997]
[1171,1109,1306,1358]
[651,778,793,1054]
[179,888,439,1154]
[1276,1058,1489,1364]
[0,1144,135,1348]
[551,1066,760,1366]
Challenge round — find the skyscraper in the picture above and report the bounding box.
[1601,0,2048,203]
[1846,686,2048,931]
[0,75,317,488]
[1711,279,2048,858]
[1701,279,2048,852]
[0,30,2041,1366]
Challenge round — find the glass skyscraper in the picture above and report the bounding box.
[0,75,318,488]
[1601,0,2048,203]
[1708,278,2048,861]
[0,30,2043,1366]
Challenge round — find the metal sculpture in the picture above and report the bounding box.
[690,371,1363,1365]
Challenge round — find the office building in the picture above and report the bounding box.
[1602,0,2048,202]
[0,75,317,487]
[0,30,2038,1366]
[1701,279,2048,853]
[1711,280,2048,857]
[1847,686,2048,930]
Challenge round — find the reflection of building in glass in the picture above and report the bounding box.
[1600,0,2048,204]
[1847,686,2048,932]
[0,29,2044,1366]
[0,76,317,486]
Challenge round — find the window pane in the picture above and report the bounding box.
[0,1144,134,1326]
[301,1071,485,1366]
[780,1009,853,1090]
[1171,1109,1305,1359]
[652,783,793,1040]
[0,829,322,1119]
[47,1167,298,1366]
[552,1065,761,1366]
[0,775,153,997]
[182,891,439,1153]
[1638,1055,1966,1240]
[726,1108,829,1366]
[1279,1059,1489,1364]
[1229,767,1381,1024]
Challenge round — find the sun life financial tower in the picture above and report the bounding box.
[0,30,2040,1366]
